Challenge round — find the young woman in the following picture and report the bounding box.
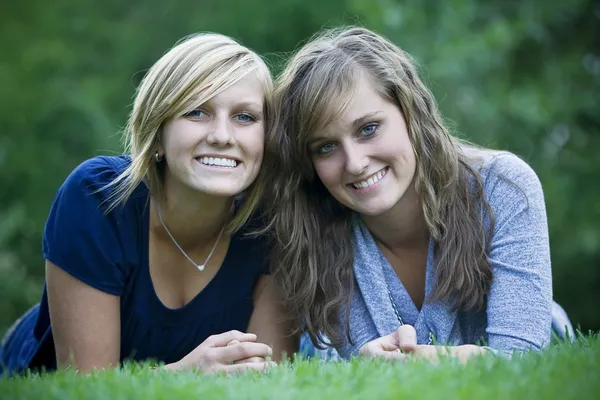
[1,33,296,376]
[266,26,571,362]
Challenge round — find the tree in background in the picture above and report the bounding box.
[1,0,598,334]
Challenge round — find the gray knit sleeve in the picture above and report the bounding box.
[482,153,553,351]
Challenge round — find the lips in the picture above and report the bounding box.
[349,167,388,190]
[196,156,240,168]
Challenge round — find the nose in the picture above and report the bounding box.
[206,115,236,146]
[344,143,369,176]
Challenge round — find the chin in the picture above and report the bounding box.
[356,208,390,217]
[190,180,252,198]
[204,186,249,197]
[353,200,397,217]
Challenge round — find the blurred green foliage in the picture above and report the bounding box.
[1,0,598,334]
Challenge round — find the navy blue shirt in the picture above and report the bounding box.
[0,156,270,375]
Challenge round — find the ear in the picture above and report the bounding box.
[153,135,165,163]
[155,130,165,157]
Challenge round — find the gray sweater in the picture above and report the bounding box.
[339,151,553,358]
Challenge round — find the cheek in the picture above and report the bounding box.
[396,147,417,184]
[162,122,194,154]
[313,158,340,189]
[160,124,175,152]
[240,126,265,159]
[401,143,416,170]
[399,128,415,164]
[379,135,414,169]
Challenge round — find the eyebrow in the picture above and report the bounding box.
[351,111,383,129]
[201,100,264,116]
[234,101,263,112]
[308,111,384,146]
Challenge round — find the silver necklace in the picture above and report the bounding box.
[386,280,434,345]
[156,204,226,272]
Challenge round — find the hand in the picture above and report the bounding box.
[407,344,488,364]
[164,330,276,374]
[358,325,417,360]
[226,339,269,365]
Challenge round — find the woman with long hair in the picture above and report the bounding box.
[1,32,296,375]
[266,26,571,361]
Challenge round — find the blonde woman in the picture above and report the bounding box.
[1,33,295,375]
[266,27,572,362]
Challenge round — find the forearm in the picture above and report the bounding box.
[410,344,488,364]
[248,275,299,361]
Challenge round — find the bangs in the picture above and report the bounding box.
[292,56,361,145]
[173,53,270,118]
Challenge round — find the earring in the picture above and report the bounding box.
[154,152,163,163]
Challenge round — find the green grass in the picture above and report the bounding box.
[2,335,599,400]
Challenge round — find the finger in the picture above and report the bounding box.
[206,331,257,347]
[233,356,266,364]
[359,341,406,359]
[369,332,403,353]
[216,342,273,363]
[412,345,441,364]
[227,339,241,346]
[393,325,417,352]
[359,342,378,357]
[366,348,408,360]
[221,361,276,375]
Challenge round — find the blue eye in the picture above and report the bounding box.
[360,123,379,137]
[315,143,336,155]
[235,113,256,123]
[184,108,207,118]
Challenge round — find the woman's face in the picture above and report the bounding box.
[160,74,266,199]
[308,73,416,217]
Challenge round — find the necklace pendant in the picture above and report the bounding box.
[157,204,226,275]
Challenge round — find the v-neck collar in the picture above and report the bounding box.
[353,218,459,345]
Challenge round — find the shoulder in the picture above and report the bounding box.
[45,155,141,236]
[482,151,539,188]
[63,155,131,194]
[236,210,272,248]
[466,149,544,209]
[464,147,538,186]
[57,155,143,214]
[231,208,272,272]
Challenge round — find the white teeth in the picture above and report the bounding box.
[352,169,386,189]
[199,157,238,168]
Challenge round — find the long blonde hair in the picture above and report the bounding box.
[106,33,273,231]
[265,27,494,348]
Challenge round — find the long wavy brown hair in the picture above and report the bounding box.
[263,27,495,348]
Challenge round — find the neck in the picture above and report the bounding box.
[151,192,232,249]
[361,182,429,251]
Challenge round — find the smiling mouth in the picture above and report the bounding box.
[196,156,240,168]
[349,167,388,190]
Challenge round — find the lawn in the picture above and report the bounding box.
[2,334,599,400]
